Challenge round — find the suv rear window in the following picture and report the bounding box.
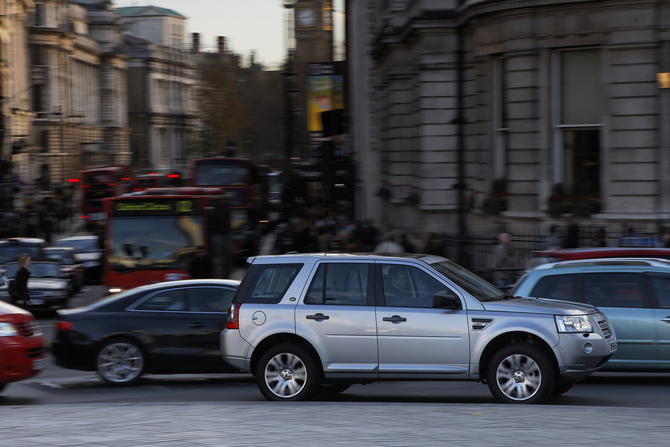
[244,264,303,304]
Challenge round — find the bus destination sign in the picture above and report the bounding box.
[112,198,199,216]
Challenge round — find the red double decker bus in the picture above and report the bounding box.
[77,165,133,227]
[102,187,230,293]
[188,157,267,252]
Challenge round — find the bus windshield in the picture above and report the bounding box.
[108,215,203,272]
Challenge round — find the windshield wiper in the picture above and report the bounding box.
[498,294,519,301]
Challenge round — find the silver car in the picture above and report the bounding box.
[221,253,617,404]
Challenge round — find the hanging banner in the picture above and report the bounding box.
[306,62,344,132]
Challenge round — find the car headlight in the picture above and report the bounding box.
[555,315,593,333]
[0,322,18,337]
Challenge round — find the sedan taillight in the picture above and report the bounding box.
[55,321,73,332]
[226,303,240,330]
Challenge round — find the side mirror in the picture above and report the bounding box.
[433,292,462,310]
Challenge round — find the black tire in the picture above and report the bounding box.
[552,382,575,396]
[96,338,146,386]
[487,344,555,404]
[318,383,351,395]
[256,343,320,401]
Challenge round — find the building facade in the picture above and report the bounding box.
[118,6,196,174]
[23,0,129,188]
[0,0,34,166]
[351,0,670,236]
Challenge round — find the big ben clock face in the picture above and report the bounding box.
[296,7,316,28]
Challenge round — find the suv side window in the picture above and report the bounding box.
[647,274,670,309]
[583,273,645,308]
[382,264,453,308]
[245,264,303,304]
[529,274,578,301]
[304,263,370,306]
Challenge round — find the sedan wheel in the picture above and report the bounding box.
[96,338,145,386]
[487,344,555,404]
[256,343,320,401]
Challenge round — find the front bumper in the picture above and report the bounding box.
[555,331,617,380]
[0,336,46,384]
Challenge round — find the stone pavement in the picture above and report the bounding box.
[1,402,668,446]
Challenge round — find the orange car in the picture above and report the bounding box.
[0,301,46,394]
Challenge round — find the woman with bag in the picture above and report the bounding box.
[11,253,32,307]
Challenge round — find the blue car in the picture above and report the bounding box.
[513,258,670,372]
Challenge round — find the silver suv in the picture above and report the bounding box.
[221,253,617,404]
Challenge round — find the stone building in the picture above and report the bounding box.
[23,0,129,188]
[118,5,196,174]
[0,0,33,169]
[350,0,670,236]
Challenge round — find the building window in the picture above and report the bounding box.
[553,49,602,196]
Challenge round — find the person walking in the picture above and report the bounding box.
[12,253,32,307]
[491,233,513,289]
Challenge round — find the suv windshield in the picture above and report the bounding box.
[429,259,503,302]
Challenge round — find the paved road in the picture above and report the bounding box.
[1,400,669,446]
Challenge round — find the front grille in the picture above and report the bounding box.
[26,346,44,359]
[15,321,43,337]
[598,319,613,341]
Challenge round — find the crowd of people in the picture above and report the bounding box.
[251,207,447,260]
[0,196,73,244]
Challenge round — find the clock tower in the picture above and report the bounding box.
[292,0,334,158]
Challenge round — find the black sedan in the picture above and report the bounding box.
[51,279,241,385]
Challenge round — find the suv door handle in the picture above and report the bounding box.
[661,317,670,323]
[306,313,329,320]
[383,315,407,322]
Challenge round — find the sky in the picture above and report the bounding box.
[115,0,344,70]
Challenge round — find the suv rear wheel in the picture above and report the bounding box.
[487,344,555,404]
[256,343,320,401]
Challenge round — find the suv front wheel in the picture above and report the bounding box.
[487,344,555,404]
[256,343,320,401]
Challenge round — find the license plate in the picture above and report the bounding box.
[33,358,45,371]
[609,341,617,353]
[31,298,44,305]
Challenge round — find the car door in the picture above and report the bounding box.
[295,262,378,378]
[580,272,656,368]
[130,288,191,372]
[183,286,238,371]
[645,273,670,369]
[376,263,470,379]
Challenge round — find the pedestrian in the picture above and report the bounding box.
[491,233,513,289]
[400,233,416,253]
[373,233,404,253]
[546,224,561,250]
[11,253,32,307]
[189,246,212,279]
[562,218,580,249]
[592,226,608,247]
[422,232,444,256]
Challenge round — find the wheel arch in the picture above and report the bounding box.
[478,331,559,382]
[250,333,323,378]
